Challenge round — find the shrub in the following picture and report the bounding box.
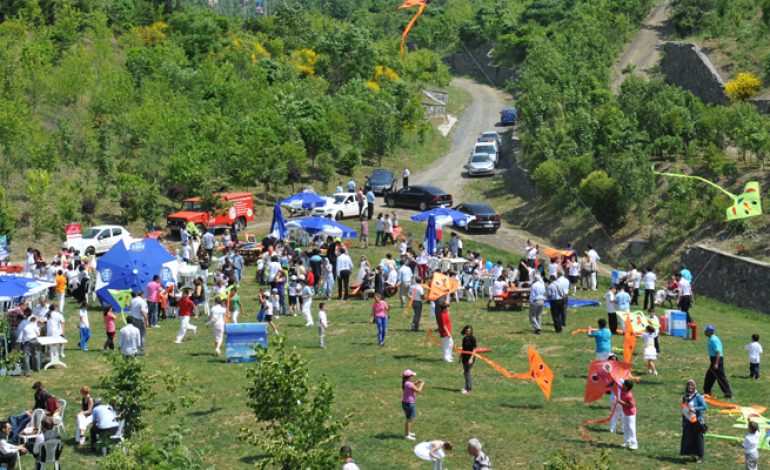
[725,72,762,102]
[578,170,624,228]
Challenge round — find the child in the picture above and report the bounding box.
[641,325,658,376]
[359,217,369,249]
[229,287,241,324]
[427,440,453,470]
[607,354,624,434]
[616,381,638,450]
[260,291,278,334]
[318,303,329,349]
[401,369,425,440]
[741,421,760,470]
[745,334,763,379]
[78,302,90,351]
[647,308,661,353]
[271,288,281,319]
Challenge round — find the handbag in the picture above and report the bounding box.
[696,416,708,433]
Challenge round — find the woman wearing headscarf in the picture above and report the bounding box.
[680,378,708,463]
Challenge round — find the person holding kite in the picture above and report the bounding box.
[616,381,638,450]
[680,379,708,463]
[435,296,453,362]
[460,325,477,394]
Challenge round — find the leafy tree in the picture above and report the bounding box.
[242,336,349,469]
[578,170,624,228]
[725,72,762,102]
[0,187,16,241]
[23,169,50,237]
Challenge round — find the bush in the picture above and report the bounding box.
[578,170,624,227]
[725,72,762,102]
[532,160,564,193]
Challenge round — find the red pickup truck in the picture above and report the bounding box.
[166,192,255,236]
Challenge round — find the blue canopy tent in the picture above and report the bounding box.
[411,208,475,227]
[269,203,289,240]
[286,217,357,239]
[279,192,328,210]
[0,275,55,302]
[95,239,178,312]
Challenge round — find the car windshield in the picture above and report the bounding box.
[471,155,492,163]
[476,144,495,154]
[482,133,497,139]
[333,195,347,204]
[369,172,391,183]
[182,201,203,211]
[81,228,100,239]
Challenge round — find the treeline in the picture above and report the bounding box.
[477,0,770,230]
[0,0,451,237]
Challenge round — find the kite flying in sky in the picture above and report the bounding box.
[398,0,428,58]
[652,165,763,221]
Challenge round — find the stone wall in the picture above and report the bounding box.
[443,44,517,88]
[681,244,770,314]
[661,42,729,105]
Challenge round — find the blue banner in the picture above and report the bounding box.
[225,323,268,363]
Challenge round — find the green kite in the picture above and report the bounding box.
[652,166,762,221]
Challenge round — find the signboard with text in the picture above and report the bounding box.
[65,223,82,240]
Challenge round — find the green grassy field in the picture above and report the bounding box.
[2,227,768,469]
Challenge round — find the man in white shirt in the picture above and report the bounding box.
[528,275,546,334]
[46,305,66,359]
[525,240,538,268]
[385,266,398,297]
[201,229,215,259]
[300,280,314,327]
[18,313,41,376]
[129,291,149,355]
[336,250,354,301]
[587,245,600,290]
[402,167,410,188]
[0,421,27,469]
[409,281,424,331]
[33,296,49,319]
[397,261,413,308]
[642,267,657,311]
[628,263,640,306]
[118,317,142,358]
[676,272,694,322]
[267,256,281,287]
[546,276,566,333]
[90,402,120,452]
[556,272,571,328]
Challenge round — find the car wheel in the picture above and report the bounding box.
[386,198,396,208]
[85,246,96,256]
[419,202,428,211]
[336,211,343,220]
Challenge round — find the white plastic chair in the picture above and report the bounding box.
[34,439,61,470]
[53,399,66,437]
[100,420,125,456]
[19,409,45,445]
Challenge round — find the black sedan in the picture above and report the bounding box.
[384,185,452,211]
[454,202,501,232]
[364,169,396,195]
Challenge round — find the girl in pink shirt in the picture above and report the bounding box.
[371,293,389,346]
[103,306,117,351]
[401,369,424,440]
[617,381,638,450]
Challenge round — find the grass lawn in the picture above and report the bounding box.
[2,227,768,469]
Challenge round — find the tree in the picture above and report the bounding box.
[242,336,349,469]
[0,187,16,242]
[725,72,761,102]
[578,170,624,228]
[24,168,50,237]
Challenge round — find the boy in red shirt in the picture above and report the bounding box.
[616,381,638,450]
[174,289,198,344]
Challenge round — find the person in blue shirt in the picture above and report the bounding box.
[588,318,612,360]
[365,190,375,220]
[703,325,732,398]
[615,287,631,312]
[347,180,356,192]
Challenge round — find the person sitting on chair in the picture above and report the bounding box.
[90,401,120,453]
[0,421,27,469]
[32,417,61,463]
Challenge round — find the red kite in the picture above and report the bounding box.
[398,0,428,58]
[580,360,633,440]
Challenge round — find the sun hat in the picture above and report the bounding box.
[704,325,715,333]
[403,369,416,378]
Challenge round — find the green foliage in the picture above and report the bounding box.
[242,335,349,469]
[671,0,760,37]
[114,174,163,227]
[532,159,564,193]
[544,449,612,470]
[0,315,22,376]
[578,170,624,227]
[23,169,50,238]
[100,424,211,470]
[0,187,16,241]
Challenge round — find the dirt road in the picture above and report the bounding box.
[610,0,673,92]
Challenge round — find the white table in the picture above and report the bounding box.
[36,336,68,369]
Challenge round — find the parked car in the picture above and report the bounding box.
[167,192,254,236]
[500,107,517,126]
[364,169,396,195]
[466,153,495,176]
[311,193,360,220]
[454,203,501,233]
[480,130,502,149]
[384,185,452,211]
[62,225,133,255]
[472,140,500,166]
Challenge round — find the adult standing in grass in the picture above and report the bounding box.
[642,267,656,311]
[460,325,476,394]
[528,274,545,335]
[336,248,354,301]
[174,289,198,344]
[680,379,707,464]
[588,319,612,361]
[703,325,732,398]
[409,279,424,331]
[371,293,389,346]
[401,369,424,441]
[207,297,226,356]
[129,290,149,355]
[102,306,116,352]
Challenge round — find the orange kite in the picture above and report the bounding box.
[580,360,633,440]
[426,331,553,400]
[425,271,459,301]
[398,0,428,57]
[623,316,636,363]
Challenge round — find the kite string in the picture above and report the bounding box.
[426,329,518,379]
[651,165,736,199]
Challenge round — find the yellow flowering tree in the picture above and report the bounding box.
[131,22,168,46]
[290,49,317,75]
[725,72,762,102]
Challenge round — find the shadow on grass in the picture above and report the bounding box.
[648,455,693,465]
[433,386,461,393]
[392,354,419,360]
[500,403,544,410]
[414,357,444,363]
[635,380,666,386]
[189,407,224,417]
[374,432,404,440]
[240,454,269,464]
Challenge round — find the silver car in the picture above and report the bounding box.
[466,153,495,176]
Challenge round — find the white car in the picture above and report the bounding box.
[472,140,499,167]
[311,193,361,220]
[62,225,133,255]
